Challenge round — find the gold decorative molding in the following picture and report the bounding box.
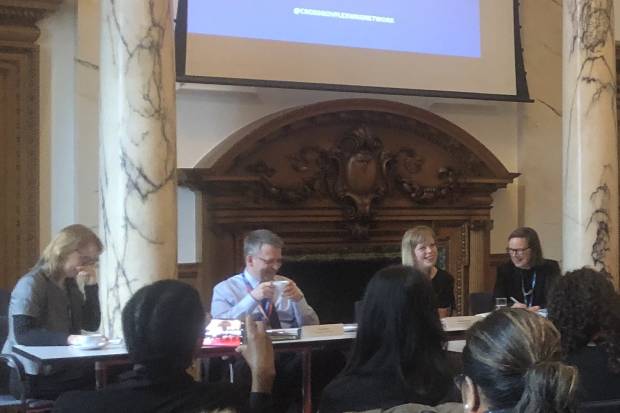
[0,0,60,289]
[0,0,62,42]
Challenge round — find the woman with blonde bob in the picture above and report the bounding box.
[3,224,103,400]
[402,225,454,318]
[459,309,578,413]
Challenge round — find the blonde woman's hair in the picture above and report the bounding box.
[401,225,436,266]
[463,309,578,413]
[37,224,103,276]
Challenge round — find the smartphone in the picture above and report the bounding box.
[204,319,245,346]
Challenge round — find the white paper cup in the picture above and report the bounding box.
[272,280,289,302]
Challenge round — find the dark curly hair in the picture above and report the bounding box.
[547,267,620,373]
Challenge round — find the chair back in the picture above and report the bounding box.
[468,292,493,315]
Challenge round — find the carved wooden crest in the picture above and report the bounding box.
[241,125,461,238]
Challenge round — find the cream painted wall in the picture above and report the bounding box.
[38,0,77,250]
[37,0,574,266]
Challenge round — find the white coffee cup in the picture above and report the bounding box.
[272,280,289,302]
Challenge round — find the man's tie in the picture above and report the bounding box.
[260,298,281,329]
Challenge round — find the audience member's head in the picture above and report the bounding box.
[346,265,451,404]
[401,225,438,274]
[122,280,205,373]
[548,267,620,373]
[506,226,544,269]
[462,309,578,413]
[37,224,103,277]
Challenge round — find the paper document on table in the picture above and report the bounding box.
[302,323,345,338]
[442,316,480,332]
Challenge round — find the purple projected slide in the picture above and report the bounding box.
[187,1,481,58]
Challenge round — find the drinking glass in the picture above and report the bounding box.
[495,298,507,310]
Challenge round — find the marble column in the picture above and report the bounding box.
[99,0,178,337]
[563,0,618,286]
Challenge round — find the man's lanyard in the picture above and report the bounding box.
[242,275,273,317]
[521,271,536,307]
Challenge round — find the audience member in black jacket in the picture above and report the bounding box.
[54,280,275,413]
[494,227,560,310]
[2,224,103,400]
[548,268,620,405]
[320,266,457,413]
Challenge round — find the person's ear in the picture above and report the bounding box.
[461,376,480,413]
[246,255,253,267]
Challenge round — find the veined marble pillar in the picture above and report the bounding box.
[99,0,178,337]
[563,0,618,286]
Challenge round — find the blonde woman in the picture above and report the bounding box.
[402,226,454,318]
[3,224,102,400]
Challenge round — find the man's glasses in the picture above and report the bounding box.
[254,256,283,266]
[506,247,530,256]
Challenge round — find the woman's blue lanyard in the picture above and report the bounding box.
[521,271,536,307]
[242,275,273,317]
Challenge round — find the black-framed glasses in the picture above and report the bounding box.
[506,247,530,256]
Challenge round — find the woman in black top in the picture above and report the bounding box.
[319,265,456,413]
[494,227,560,310]
[547,268,620,405]
[402,226,455,317]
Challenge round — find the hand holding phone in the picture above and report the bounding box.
[236,315,275,393]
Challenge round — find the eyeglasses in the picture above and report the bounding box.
[254,256,283,267]
[78,255,99,266]
[506,247,530,256]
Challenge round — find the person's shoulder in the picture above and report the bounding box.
[381,402,463,413]
[54,389,105,413]
[13,268,47,292]
[539,259,560,273]
[435,268,454,281]
[213,273,243,289]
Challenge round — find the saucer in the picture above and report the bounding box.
[75,340,108,350]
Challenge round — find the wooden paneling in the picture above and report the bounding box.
[180,99,517,316]
[0,1,61,290]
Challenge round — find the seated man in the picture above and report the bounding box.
[53,280,275,413]
[211,229,319,412]
[211,229,318,328]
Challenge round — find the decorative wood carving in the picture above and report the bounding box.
[0,0,61,290]
[180,99,517,316]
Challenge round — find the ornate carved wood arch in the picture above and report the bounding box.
[180,99,517,317]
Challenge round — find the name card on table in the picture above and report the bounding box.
[302,323,345,338]
[441,316,481,332]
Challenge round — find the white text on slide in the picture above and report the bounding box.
[292,8,396,24]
